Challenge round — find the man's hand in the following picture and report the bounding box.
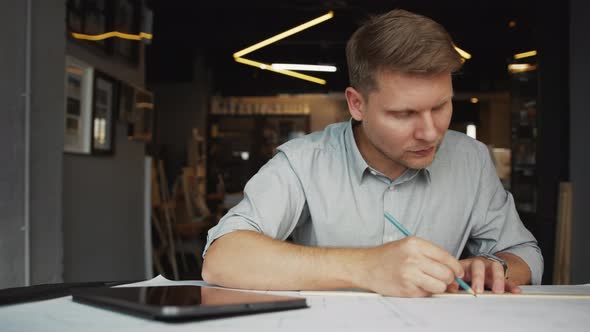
[358,236,464,297]
[446,256,522,294]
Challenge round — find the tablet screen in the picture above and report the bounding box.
[72,285,307,321]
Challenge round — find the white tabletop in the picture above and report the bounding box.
[1,275,589,332]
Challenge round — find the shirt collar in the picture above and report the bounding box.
[423,134,449,184]
[422,165,432,183]
[345,119,370,183]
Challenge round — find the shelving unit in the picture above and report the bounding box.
[207,115,310,194]
[184,129,209,220]
[510,68,538,216]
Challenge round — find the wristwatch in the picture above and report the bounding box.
[480,253,508,277]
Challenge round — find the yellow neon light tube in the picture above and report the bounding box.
[514,50,537,59]
[71,31,153,41]
[508,63,537,73]
[271,63,337,72]
[453,45,471,60]
[235,57,326,85]
[233,11,334,58]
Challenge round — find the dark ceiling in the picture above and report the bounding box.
[147,0,538,96]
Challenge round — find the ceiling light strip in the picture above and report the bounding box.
[514,50,537,59]
[271,63,337,72]
[233,11,334,58]
[235,57,326,85]
[508,63,537,73]
[71,31,153,41]
[453,45,471,60]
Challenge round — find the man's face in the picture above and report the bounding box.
[347,70,453,176]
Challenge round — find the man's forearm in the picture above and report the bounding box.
[202,230,367,291]
[496,252,532,285]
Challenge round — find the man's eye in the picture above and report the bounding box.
[433,102,448,112]
[394,111,412,118]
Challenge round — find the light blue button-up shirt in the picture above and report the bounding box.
[205,121,543,284]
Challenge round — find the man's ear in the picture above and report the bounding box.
[345,87,365,121]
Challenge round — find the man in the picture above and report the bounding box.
[202,9,543,297]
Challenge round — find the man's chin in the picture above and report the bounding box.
[403,154,436,169]
[405,144,440,169]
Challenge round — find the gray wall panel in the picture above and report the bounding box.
[570,0,590,284]
[29,0,65,285]
[63,124,147,282]
[62,5,148,281]
[0,0,27,288]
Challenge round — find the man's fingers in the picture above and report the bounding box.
[446,281,459,293]
[487,261,506,293]
[415,238,464,278]
[505,279,522,294]
[414,272,449,295]
[407,287,432,298]
[469,259,486,293]
[420,258,456,285]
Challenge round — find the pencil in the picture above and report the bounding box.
[384,212,477,297]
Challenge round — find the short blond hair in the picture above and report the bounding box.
[346,9,463,95]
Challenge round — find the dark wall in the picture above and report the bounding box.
[534,0,570,284]
[151,54,211,183]
[63,124,147,282]
[63,39,150,282]
[60,0,152,282]
[0,0,27,287]
[570,0,590,283]
[0,0,65,288]
[29,0,66,285]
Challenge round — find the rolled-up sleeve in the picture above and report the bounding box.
[203,152,307,257]
[466,145,544,285]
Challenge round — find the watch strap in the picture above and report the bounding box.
[480,253,508,277]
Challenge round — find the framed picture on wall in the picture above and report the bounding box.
[64,56,93,154]
[91,70,117,154]
[129,88,154,141]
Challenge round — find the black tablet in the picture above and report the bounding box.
[71,285,307,321]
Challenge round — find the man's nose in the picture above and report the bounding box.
[414,111,437,142]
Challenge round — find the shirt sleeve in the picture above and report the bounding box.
[203,151,307,257]
[466,144,544,285]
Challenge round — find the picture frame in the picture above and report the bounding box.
[129,88,154,142]
[91,70,117,154]
[64,56,94,154]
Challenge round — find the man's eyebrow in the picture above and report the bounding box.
[435,95,454,108]
[387,95,454,113]
[386,107,416,112]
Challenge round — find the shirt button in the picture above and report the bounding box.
[388,186,394,191]
[370,170,377,176]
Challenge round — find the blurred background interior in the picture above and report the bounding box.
[1,0,588,287]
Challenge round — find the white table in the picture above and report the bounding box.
[1,276,589,332]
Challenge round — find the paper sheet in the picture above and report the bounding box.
[1,275,589,332]
[520,284,590,295]
[115,274,209,288]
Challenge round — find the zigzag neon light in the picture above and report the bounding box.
[233,11,334,85]
[71,31,152,41]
